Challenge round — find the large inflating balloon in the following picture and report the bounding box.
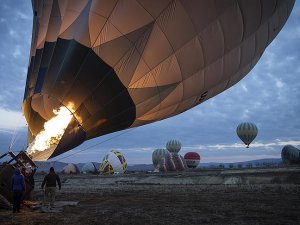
[23,0,295,160]
[236,122,258,148]
[152,149,169,169]
[99,150,127,174]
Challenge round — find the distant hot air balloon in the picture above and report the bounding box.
[23,0,295,160]
[184,152,200,168]
[61,163,80,174]
[166,140,181,153]
[236,122,258,148]
[281,145,300,164]
[81,162,98,174]
[159,153,187,172]
[152,149,169,169]
[99,150,127,175]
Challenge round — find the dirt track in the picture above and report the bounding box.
[1,170,300,225]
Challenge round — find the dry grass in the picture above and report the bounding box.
[1,171,300,225]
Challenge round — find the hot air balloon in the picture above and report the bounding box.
[61,163,80,174]
[236,122,258,148]
[281,145,300,164]
[159,153,187,172]
[23,0,295,160]
[81,162,99,174]
[166,140,181,153]
[184,152,200,168]
[152,149,169,169]
[99,150,127,174]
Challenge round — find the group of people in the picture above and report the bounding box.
[11,166,61,213]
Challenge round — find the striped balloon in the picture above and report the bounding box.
[281,145,300,164]
[152,149,169,169]
[236,122,258,148]
[184,152,201,168]
[159,153,187,172]
[99,150,127,174]
[166,140,181,153]
[99,160,114,175]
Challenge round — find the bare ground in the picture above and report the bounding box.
[1,170,300,225]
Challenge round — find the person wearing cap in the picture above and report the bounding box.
[11,168,26,213]
[41,167,61,208]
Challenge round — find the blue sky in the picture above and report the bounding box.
[0,1,299,164]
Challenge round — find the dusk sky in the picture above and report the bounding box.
[0,1,299,165]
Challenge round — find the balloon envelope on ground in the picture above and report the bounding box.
[62,163,80,174]
[81,162,98,174]
[281,145,300,164]
[184,152,200,168]
[159,153,187,172]
[236,122,258,148]
[99,150,127,174]
[23,0,295,160]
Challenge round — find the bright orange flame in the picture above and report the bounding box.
[26,105,73,158]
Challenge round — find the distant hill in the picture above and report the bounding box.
[26,158,283,173]
[126,158,283,171]
[199,158,282,168]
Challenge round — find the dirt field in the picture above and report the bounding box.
[1,169,300,225]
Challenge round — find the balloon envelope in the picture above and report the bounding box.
[23,0,295,160]
[159,153,187,172]
[152,149,169,169]
[184,152,200,168]
[236,122,258,148]
[81,162,98,174]
[281,145,300,164]
[62,163,80,174]
[166,140,181,153]
[99,150,127,174]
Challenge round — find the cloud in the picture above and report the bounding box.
[202,154,280,163]
[9,29,19,39]
[12,45,21,58]
[0,108,27,130]
[15,10,31,21]
[202,140,300,150]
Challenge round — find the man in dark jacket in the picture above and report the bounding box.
[11,168,25,213]
[41,167,61,208]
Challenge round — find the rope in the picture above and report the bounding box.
[54,128,133,161]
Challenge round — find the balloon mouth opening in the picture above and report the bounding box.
[26,103,76,161]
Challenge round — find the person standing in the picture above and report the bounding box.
[11,168,26,213]
[41,167,61,208]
